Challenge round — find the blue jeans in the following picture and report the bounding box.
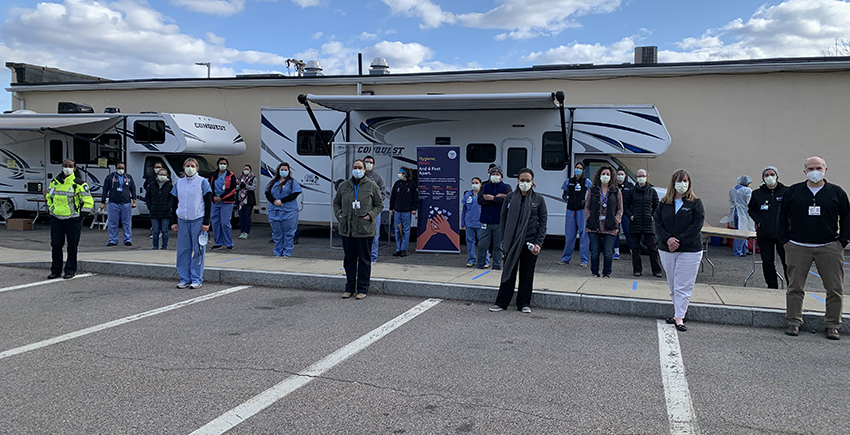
[370,213,381,262]
[620,217,633,250]
[238,205,252,234]
[465,227,480,263]
[151,218,169,249]
[732,212,748,256]
[476,224,502,269]
[563,209,589,264]
[176,217,205,285]
[394,211,412,252]
[270,216,298,257]
[107,202,132,244]
[210,202,234,247]
[589,232,616,276]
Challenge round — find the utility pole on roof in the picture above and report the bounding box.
[286,59,306,77]
[194,62,211,78]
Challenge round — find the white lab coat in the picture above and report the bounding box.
[720,184,754,231]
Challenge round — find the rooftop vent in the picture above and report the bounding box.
[303,60,324,77]
[369,58,390,75]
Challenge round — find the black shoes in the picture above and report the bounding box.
[124,241,132,246]
[211,245,223,250]
[392,251,402,257]
[826,328,840,340]
[63,273,75,279]
[785,325,800,336]
[47,273,61,279]
[107,243,117,247]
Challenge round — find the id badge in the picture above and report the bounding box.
[599,216,606,221]
[481,223,487,229]
[809,206,821,216]
[352,200,361,210]
[116,186,122,192]
[574,184,582,191]
[760,205,769,211]
[467,197,473,203]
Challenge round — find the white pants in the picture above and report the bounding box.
[658,250,702,319]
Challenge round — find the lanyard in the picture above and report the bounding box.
[353,183,359,200]
[601,190,608,207]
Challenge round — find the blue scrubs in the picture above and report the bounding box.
[267,178,302,257]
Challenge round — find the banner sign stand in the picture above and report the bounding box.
[415,146,461,253]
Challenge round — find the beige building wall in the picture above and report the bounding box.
[15,70,850,226]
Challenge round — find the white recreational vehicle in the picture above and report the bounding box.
[0,107,244,219]
[259,91,671,236]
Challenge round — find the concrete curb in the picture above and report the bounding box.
[5,260,849,334]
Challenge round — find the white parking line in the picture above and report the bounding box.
[0,285,252,360]
[656,320,700,435]
[189,297,443,435]
[0,273,95,294]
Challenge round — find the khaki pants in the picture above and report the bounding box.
[785,241,845,328]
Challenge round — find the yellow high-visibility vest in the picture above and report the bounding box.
[46,172,94,219]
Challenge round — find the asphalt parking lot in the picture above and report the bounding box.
[1,266,847,434]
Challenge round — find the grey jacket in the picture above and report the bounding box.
[333,177,383,238]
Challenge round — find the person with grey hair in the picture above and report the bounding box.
[724,175,754,256]
[778,156,849,340]
[624,169,663,277]
[747,166,788,288]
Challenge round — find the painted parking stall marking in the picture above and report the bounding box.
[0,285,252,360]
[657,319,700,435]
[189,298,442,435]
[0,273,95,294]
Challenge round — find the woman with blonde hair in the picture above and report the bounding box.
[170,157,212,289]
[654,169,705,331]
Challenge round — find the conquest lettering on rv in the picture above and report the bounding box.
[356,146,405,155]
[194,123,227,131]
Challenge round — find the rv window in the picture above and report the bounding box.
[541,131,567,171]
[134,121,166,144]
[73,134,122,165]
[506,148,527,178]
[297,130,334,156]
[466,143,496,163]
[49,140,64,164]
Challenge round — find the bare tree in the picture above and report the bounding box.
[823,38,850,56]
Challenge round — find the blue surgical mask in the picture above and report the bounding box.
[574,168,583,177]
[279,170,289,178]
[352,169,365,179]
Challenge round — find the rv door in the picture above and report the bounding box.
[501,138,533,179]
[46,134,69,181]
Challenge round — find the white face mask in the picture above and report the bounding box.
[636,176,647,185]
[472,183,480,191]
[764,176,777,187]
[218,164,227,171]
[352,169,365,179]
[806,170,825,184]
[117,169,125,176]
[364,162,374,171]
[397,172,404,180]
[243,170,250,176]
[62,167,74,176]
[616,174,625,183]
[600,175,611,184]
[490,175,501,183]
[157,175,167,182]
[518,181,532,192]
[674,181,689,194]
[184,167,197,177]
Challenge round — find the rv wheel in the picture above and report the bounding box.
[0,199,15,220]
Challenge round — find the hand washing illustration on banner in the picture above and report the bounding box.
[416,147,461,253]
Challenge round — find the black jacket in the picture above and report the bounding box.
[500,190,548,247]
[625,183,659,235]
[144,179,173,219]
[562,176,589,211]
[747,182,788,238]
[654,198,705,253]
[777,181,850,246]
[389,179,418,212]
[586,186,620,232]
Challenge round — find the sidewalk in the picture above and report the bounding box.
[1,246,847,333]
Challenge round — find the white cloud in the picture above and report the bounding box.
[521,36,637,65]
[291,0,326,6]
[171,0,246,16]
[359,31,379,40]
[206,32,226,45]
[292,39,474,75]
[381,0,620,39]
[311,31,323,39]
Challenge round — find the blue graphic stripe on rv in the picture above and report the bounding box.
[261,115,294,142]
[617,110,663,125]
[181,129,205,143]
[280,149,332,183]
[621,142,651,154]
[578,131,652,154]
[573,121,663,140]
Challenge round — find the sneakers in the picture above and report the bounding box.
[653,272,664,278]
[580,263,588,268]
[520,306,531,313]
[124,241,132,246]
[488,305,505,312]
[225,246,234,250]
[176,282,190,289]
[484,264,490,269]
[557,260,569,265]
[613,254,620,260]
[341,292,352,298]
[211,245,223,250]
[355,293,367,300]
[107,242,117,247]
[238,233,248,239]
[826,328,840,340]
[785,324,800,336]
[466,262,474,267]
[190,283,202,289]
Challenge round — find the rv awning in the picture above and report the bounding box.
[305,92,560,112]
[0,114,122,131]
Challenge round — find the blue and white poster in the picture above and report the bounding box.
[416,146,461,253]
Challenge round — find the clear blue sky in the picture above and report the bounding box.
[1,0,849,112]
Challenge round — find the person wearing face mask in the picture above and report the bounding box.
[614,168,635,260]
[209,157,237,250]
[333,159,383,299]
[144,162,165,240]
[778,156,850,340]
[389,167,417,257]
[490,168,547,313]
[363,155,387,263]
[654,169,705,332]
[100,162,137,247]
[46,159,94,279]
[476,166,512,270]
[747,166,789,289]
[560,162,592,267]
[584,166,623,278]
[236,164,257,239]
[624,169,663,278]
[170,158,212,289]
[144,168,173,250]
[266,162,302,258]
[723,175,755,257]
[462,177,486,267]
